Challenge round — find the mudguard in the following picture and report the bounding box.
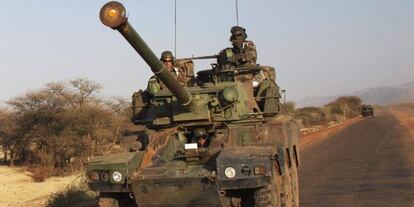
[86,152,144,192]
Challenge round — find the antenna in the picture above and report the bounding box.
[235,0,239,26]
[174,0,177,55]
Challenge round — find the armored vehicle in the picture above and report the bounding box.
[86,1,300,207]
[361,104,374,117]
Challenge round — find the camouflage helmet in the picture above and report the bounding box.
[160,51,174,61]
[230,26,247,42]
[194,128,207,138]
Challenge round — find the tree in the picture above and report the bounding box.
[105,97,135,144]
[280,102,296,116]
[324,96,362,119]
[5,78,118,172]
[0,109,29,167]
[0,109,12,163]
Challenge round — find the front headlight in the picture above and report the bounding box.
[100,171,109,182]
[224,167,236,178]
[112,171,123,182]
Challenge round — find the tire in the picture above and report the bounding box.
[224,189,254,207]
[280,146,300,207]
[289,147,300,207]
[99,197,119,207]
[99,193,137,207]
[281,171,293,207]
[254,185,275,207]
[254,163,282,207]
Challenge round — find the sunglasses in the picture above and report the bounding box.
[163,59,173,63]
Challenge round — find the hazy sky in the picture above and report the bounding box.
[1,0,413,105]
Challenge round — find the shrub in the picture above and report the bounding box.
[294,107,328,127]
[28,166,51,182]
[280,102,296,116]
[45,180,97,207]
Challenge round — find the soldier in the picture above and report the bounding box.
[218,26,257,69]
[161,51,195,87]
[148,51,186,92]
[193,128,209,148]
[230,26,257,66]
[147,51,176,92]
[160,51,179,77]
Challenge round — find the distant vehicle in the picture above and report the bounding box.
[361,105,374,117]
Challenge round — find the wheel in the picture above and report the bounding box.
[98,193,137,207]
[281,171,293,207]
[280,146,299,207]
[254,162,282,207]
[230,196,242,207]
[222,189,254,207]
[289,147,300,207]
[99,197,119,207]
[254,185,272,207]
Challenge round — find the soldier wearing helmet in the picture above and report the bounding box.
[160,51,195,87]
[193,128,209,147]
[218,26,257,69]
[160,51,179,77]
[148,51,193,91]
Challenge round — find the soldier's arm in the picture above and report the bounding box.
[242,41,257,64]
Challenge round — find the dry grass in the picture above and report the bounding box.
[388,107,414,166]
[389,103,414,114]
[0,165,83,207]
[389,106,414,138]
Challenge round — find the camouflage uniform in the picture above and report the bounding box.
[218,26,257,68]
[148,51,194,91]
[175,59,196,86]
[160,51,179,77]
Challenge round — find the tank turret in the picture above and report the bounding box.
[99,1,195,109]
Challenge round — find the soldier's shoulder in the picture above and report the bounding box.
[219,47,233,53]
[243,40,256,48]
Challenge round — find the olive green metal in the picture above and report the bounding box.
[100,2,194,109]
[194,128,207,138]
[222,87,239,103]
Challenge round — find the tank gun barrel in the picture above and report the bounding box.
[190,55,218,60]
[99,1,194,108]
[176,55,217,62]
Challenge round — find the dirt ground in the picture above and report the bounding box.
[0,164,82,207]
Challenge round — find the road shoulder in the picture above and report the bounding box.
[389,108,414,137]
[299,118,362,149]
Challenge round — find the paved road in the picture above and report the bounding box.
[299,112,414,207]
